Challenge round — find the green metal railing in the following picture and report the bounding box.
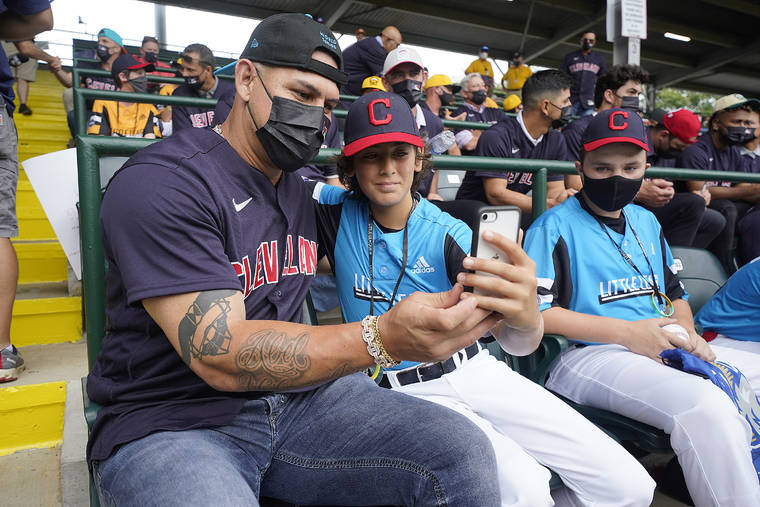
[76,134,760,365]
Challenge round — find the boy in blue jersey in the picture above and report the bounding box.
[313,92,655,506]
[525,108,760,506]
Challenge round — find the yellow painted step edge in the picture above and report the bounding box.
[0,381,66,456]
[13,296,81,316]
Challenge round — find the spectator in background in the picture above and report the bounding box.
[452,73,505,155]
[739,108,760,162]
[354,27,366,40]
[464,45,494,86]
[136,36,175,86]
[1,38,61,115]
[341,25,401,96]
[646,108,725,249]
[560,31,606,117]
[422,73,462,119]
[501,51,532,99]
[503,93,521,114]
[0,0,54,383]
[456,70,576,226]
[172,43,235,132]
[681,94,760,269]
[360,75,384,95]
[87,54,161,138]
[736,108,760,264]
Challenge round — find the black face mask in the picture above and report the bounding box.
[391,79,423,108]
[439,91,455,106]
[184,72,204,90]
[722,126,755,145]
[96,45,111,62]
[144,52,158,63]
[551,104,573,129]
[128,76,148,94]
[659,147,681,159]
[470,90,487,105]
[582,41,594,51]
[248,68,329,173]
[582,173,644,212]
[620,96,641,112]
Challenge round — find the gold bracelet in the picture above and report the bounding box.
[373,315,399,367]
[361,315,395,368]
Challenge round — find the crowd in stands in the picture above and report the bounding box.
[5,10,760,505]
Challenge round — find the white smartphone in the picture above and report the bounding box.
[470,206,521,294]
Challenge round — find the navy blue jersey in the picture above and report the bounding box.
[645,127,677,168]
[297,111,341,182]
[312,182,470,370]
[561,114,592,162]
[456,115,568,203]
[451,104,507,156]
[524,195,686,345]
[560,50,607,108]
[87,127,318,463]
[417,105,444,196]
[0,0,51,114]
[678,133,751,188]
[696,259,760,342]
[171,78,235,132]
[341,37,386,96]
[212,87,234,128]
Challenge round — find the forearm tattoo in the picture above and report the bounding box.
[177,289,237,365]
[235,330,312,390]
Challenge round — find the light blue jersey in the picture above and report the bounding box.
[312,182,471,370]
[696,259,760,342]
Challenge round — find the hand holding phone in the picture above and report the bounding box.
[470,206,521,295]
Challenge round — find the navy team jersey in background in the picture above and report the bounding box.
[560,50,607,110]
[311,182,469,370]
[456,115,568,202]
[561,114,592,162]
[340,37,387,96]
[171,77,235,131]
[87,127,317,463]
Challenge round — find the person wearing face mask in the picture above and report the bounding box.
[87,14,504,506]
[86,54,162,138]
[171,43,235,133]
[136,36,176,88]
[560,31,607,117]
[422,73,461,119]
[680,94,760,269]
[525,107,760,507]
[500,52,532,100]
[451,73,506,155]
[456,70,576,227]
[381,46,451,199]
[464,45,495,85]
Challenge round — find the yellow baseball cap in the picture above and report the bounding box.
[503,94,521,111]
[361,75,386,92]
[424,74,461,92]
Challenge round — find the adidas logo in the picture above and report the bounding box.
[411,256,435,274]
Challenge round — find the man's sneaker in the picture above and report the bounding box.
[1,345,25,383]
[17,103,32,115]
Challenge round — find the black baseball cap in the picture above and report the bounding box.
[110,54,153,81]
[240,13,347,85]
[511,51,522,59]
[344,91,424,156]
[581,108,650,153]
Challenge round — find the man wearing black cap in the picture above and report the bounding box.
[87,13,500,506]
[501,51,532,99]
[86,54,162,138]
[171,43,235,133]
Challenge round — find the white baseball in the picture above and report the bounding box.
[661,324,690,345]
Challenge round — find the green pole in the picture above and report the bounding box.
[532,167,548,220]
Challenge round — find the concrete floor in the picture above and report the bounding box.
[0,447,62,507]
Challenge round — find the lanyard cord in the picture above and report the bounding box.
[591,210,665,307]
[368,199,417,316]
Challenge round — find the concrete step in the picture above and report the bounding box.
[13,241,68,284]
[12,285,82,346]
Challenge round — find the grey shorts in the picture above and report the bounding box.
[0,103,19,238]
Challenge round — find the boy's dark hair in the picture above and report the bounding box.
[335,144,433,199]
[522,70,574,111]
[593,65,650,109]
[142,36,159,46]
[182,43,215,68]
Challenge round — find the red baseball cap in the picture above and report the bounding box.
[662,109,701,144]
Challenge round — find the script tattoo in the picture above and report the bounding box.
[177,289,237,365]
[235,330,312,390]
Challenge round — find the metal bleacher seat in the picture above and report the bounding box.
[436,169,466,201]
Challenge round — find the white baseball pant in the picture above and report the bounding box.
[386,349,655,506]
[547,343,760,507]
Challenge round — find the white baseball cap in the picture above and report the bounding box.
[382,46,424,76]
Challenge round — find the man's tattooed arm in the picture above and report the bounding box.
[177,289,237,366]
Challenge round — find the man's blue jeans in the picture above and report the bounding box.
[92,373,500,506]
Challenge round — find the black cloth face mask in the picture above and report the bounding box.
[470,90,487,106]
[392,79,423,108]
[658,147,681,159]
[439,91,455,106]
[96,45,111,62]
[582,173,644,212]
[128,76,148,94]
[620,96,641,112]
[184,71,205,90]
[143,52,158,63]
[582,41,594,51]
[722,125,755,145]
[550,103,573,129]
[248,67,329,173]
